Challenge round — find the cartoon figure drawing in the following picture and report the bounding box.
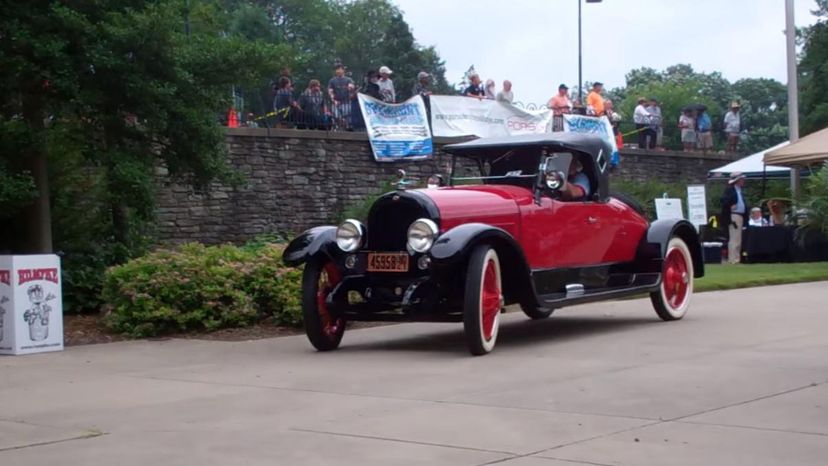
[23,285,54,341]
[0,296,7,343]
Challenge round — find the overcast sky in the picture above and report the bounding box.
[391,0,820,104]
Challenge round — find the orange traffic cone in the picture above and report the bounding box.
[227,108,239,128]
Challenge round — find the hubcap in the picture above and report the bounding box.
[481,259,501,341]
[316,263,343,339]
[663,247,689,309]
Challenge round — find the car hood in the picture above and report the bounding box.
[416,185,531,235]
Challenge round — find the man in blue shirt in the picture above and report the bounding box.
[560,158,591,201]
[720,172,748,264]
[696,110,713,154]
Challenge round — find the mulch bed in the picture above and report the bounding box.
[63,314,390,346]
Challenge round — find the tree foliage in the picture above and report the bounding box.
[0,0,286,310]
[800,0,828,134]
[224,0,453,115]
[619,64,788,152]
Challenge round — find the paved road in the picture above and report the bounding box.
[1,282,827,466]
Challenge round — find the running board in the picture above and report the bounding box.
[540,273,661,307]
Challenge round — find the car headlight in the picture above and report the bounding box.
[336,219,365,252]
[407,218,439,253]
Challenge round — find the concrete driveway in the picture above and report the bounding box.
[1,281,827,466]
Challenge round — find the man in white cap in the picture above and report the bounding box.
[378,65,395,103]
[724,101,741,153]
[720,172,748,264]
[413,71,431,98]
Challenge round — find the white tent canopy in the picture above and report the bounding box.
[708,142,791,179]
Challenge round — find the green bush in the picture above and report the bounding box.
[102,242,301,337]
[613,178,689,220]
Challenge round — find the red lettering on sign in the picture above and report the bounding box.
[0,270,9,286]
[17,268,59,285]
[506,117,537,132]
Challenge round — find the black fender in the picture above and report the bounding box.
[282,226,337,267]
[638,219,705,278]
[430,223,539,308]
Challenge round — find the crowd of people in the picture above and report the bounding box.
[258,63,436,131]
[258,65,744,155]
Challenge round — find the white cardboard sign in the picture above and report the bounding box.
[0,255,64,355]
[654,198,684,220]
[687,185,708,230]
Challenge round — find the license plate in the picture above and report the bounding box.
[367,252,409,272]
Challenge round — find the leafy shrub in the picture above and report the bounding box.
[102,242,301,337]
[613,178,689,220]
[794,166,828,248]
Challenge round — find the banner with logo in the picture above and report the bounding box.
[358,94,432,162]
[562,114,620,167]
[0,255,64,355]
[430,95,554,138]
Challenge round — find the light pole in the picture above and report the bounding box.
[578,0,603,103]
[784,0,800,197]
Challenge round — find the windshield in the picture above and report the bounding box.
[450,147,542,188]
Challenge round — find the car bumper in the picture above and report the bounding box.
[325,273,460,322]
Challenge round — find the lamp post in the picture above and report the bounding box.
[578,0,603,103]
[784,0,800,197]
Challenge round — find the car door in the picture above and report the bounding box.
[518,197,619,269]
[550,199,621,267]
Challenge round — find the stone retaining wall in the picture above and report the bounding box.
[155,128,735,244]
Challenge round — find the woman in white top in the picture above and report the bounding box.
[748,207,768,227]
[678,109,696,152]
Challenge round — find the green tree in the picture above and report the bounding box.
[620,77,722,151]
[732,78,788,153]
[0,0,284,252]
[624,67,662,89]
[800,0,828,134]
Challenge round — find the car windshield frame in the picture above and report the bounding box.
[449,148,544,187]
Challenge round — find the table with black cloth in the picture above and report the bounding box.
[742,225,794,263]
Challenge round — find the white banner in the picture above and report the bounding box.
[562,114,620,167]
[358,94,433,162]
[687,185,708,230]
[430,95,553,138]
[0,255,64,355]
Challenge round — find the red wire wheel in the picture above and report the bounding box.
[463,246,503,355]
[651,237,694,321]
[302,259,346,351]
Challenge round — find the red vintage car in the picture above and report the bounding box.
[284,133,704,355]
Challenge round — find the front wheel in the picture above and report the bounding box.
[302,259,346,351]
[650,237,694,321]
[463,246,503,355]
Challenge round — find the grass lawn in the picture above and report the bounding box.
[696,262,828,292]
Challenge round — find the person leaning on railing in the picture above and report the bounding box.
[297,79,329,130]
[547,83,571,132]
[273,76,299,127]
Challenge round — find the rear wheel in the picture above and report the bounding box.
[650,237,694,321]
[302,259,346,351]
[463,246,503,355]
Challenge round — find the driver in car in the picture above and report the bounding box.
[560,158,590,201]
